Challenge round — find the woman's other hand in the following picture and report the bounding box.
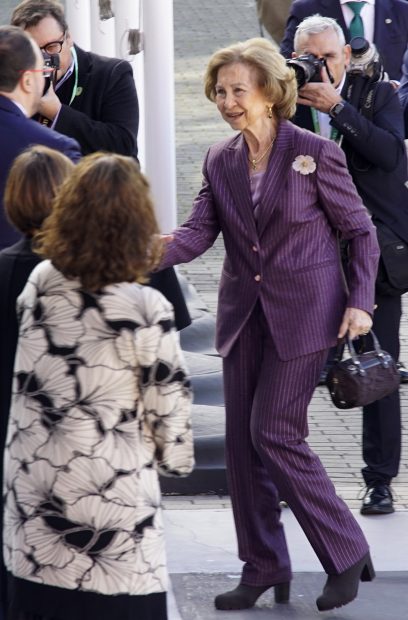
[337,307,373,340]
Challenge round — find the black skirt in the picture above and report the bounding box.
[7,576,167,620]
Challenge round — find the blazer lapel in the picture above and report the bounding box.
[69,46,92,111]
[223,134,258,238]
[256,120,295,238]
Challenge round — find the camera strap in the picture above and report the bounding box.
[310,107,340,143]
[53,46,79,107]
[67,46,79,106]
[345,75,376,121]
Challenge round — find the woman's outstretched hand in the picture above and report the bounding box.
[338,307,373,340]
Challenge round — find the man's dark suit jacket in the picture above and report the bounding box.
[53,45,139,157]
[0,95,81,250]
[399,47,408,136]
[292,79,408,242]
[280,0,408,80]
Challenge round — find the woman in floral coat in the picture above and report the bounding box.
[3,153,194,620]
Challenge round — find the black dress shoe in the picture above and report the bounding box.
[214,581,290,610]
[316,552,375,612]
[397,362,408,383]
[360,484,394,515]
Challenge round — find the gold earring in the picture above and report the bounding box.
[267,105,273,118]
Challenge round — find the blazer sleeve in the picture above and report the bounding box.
[137,290,194,477]
[53,133,82,163]
[31,120,82,163]
[330,82,406,171]
[55,60,138,157]
[159,150,222,269]
[315,140,380,314]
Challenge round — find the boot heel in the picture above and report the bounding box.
[361,556,375,582]
[274,581,290,604]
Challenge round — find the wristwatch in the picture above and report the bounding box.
[329,101,345,118]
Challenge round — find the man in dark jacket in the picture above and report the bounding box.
[0,25,81,250]
[281,0,408,81]
[11,0,139,157]
[291,14,408,516]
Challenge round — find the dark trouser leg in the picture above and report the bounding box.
[362,294,402,485]
[223,306,292,586]
[224,304,369,580]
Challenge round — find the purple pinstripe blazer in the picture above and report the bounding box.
[161,120,380,360]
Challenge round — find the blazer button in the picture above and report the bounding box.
[254,274,261,282]
[252,245,258,252]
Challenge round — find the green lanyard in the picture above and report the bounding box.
[310,107,340,143]
[68,45,79,106]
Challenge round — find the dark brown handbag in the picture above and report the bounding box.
[326,331,400,409]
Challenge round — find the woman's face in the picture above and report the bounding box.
[215,62,271,132]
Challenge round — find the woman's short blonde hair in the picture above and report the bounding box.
[4,145,73,235]
[35,152,162,292]
[204,37,298,119]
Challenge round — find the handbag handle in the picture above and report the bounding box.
[334,330,390,375]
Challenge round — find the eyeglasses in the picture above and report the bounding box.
[40,33,65,55]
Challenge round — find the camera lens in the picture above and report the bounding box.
[350,36,370,57]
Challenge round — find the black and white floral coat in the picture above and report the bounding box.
[3,261,194,597]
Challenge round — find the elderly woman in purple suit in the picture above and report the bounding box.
[161,38,380,612]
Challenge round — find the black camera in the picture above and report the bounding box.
[43,53,60,91]
[286,54,334,88]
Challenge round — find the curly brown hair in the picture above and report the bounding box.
[35,153,162,291]
[4,145,73,235]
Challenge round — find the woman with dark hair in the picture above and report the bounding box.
[0,145,74,618]
[2,152,194,620]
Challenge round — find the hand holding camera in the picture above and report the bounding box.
[38,81,62,122]
[287,53,342,113]
[296,63,342,114]
[38,52,62,122]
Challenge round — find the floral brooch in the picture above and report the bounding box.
[292,155,316,175]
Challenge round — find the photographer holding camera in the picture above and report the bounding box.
[290,14,408,516]
[11,0,139,158]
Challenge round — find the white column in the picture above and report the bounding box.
[65,0,91,50]
[112,0,145,171]
[142,0,177,232]
[89,0,116,58]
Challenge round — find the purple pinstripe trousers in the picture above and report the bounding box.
[223,303,369,584]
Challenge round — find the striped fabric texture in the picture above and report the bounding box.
[161,120,380,360]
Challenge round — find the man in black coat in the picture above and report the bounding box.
[291,14,408,515]
[281,0,408,81]
[11,0,139,157]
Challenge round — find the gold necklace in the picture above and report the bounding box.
[248,137,275,170]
